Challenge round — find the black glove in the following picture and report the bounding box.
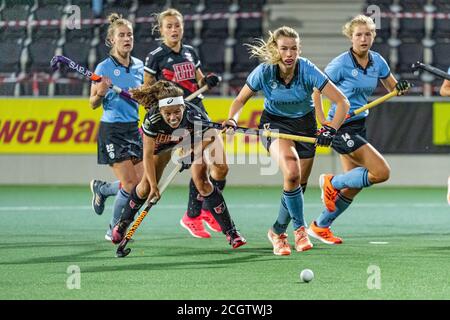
[395,80,410,94]
[316,125,337,147]
[204,73,220,88]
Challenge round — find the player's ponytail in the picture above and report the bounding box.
[130,80,184,111]
[246,26,301,65]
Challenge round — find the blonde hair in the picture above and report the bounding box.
[342,15,377,39]
[246,26,300,64]
[152,8,184,39]
[105,13,133,52]
[130,80,184,111]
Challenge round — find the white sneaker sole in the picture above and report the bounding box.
[267,231,291,256]
[306,227,339,245]
[319,174,326,206]
[203,220,222,233]
[104,234,113,242]
[180,219,210,239]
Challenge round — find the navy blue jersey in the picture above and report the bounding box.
[141,101,209,150]
[246,57,329,118]
[325,49,390,122]
[94,55,144,123]
[145,43,201,96]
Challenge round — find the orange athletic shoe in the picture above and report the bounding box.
[199,209,222,232]
[267,228,291,256]
[180,212,211,238]
[293,226,313,252]
[320,174,338,212]
[307,221,343,245]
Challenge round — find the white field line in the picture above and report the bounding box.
[0,203,448,211]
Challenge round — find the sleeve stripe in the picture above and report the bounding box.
[195,61,201,68]
[144,66,156,75]
[318,78,329,92]
[379,72,390,79]
[245,81,257,92]
[142,126,157,136]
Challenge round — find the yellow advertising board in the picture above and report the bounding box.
[0,98,330,155]
[433,102,450,145]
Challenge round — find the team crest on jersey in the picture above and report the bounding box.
[351,69,358,77]
[114,69,121,76]
[269,80,278,89]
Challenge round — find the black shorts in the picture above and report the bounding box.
[331,118,368,154]
[97,121,143,165]
[258,110,317,159]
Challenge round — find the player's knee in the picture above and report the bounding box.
[370,166,390,184]
[211,163,229,179]
[193,178,213,196]
[284,172,301,186]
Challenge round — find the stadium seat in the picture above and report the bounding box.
[199,39,226,73]
[231,39,259,74]
[235,16,263,39]
[0,40,23,73]
[432,18,450,39]
[371,42,391,65]
[433,0,450,12]
[398,17,425,41]
[375,17,391,41]
[396,42,424,73]
[201,7,229,39]
[365,0,393,11]
[63,40,91,70]
[27,39,58,73]
[132,39,160,62]
[237,0,266,11]
[204,0,233,11]
[1,5,30,21]
[398,0,427,12]
[133,23,154,43]
[0,82,17,96]
[432,42,450,72]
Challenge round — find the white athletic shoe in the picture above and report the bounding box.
[105,234,113,241]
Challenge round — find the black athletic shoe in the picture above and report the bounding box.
[90,179,106,215]
[226,229,247,249]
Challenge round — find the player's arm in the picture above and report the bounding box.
[225,84,256,126]
[89,76,111,109]
[380,73,410,95]
[312,88,327,126]
[440,79,450,97]
[320,81,349,130]
[143,134,160,200]
[144,72,156,87]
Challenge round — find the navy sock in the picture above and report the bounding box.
[99,180,120,197]
[282,186,305,230]
[203,187,235,234]
[187,178,203,218]
[272,195,290,234]
[120,186,146,222]
[331,167,371,190]
[108,188,129,233]
[316,193,353,228]
[210,177,226,192]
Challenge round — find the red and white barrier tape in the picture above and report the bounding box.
[380,12,450,19]
[0,11,262,28]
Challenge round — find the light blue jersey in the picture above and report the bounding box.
[246,57,329,118]
[448,66,450,74]
[325,49,390,122]
[94,55,144,123]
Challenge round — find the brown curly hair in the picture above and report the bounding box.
[130,80,184,111]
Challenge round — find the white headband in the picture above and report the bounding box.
[158,96,185,108]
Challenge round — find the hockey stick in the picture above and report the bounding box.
[50,55,210,103]
[116,160,183,258]
[345,89,399,119]
[411,61,450,80]
[50,55,135,101]
[189,117,317,144]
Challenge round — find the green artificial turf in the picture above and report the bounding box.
[0,185,449,300]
